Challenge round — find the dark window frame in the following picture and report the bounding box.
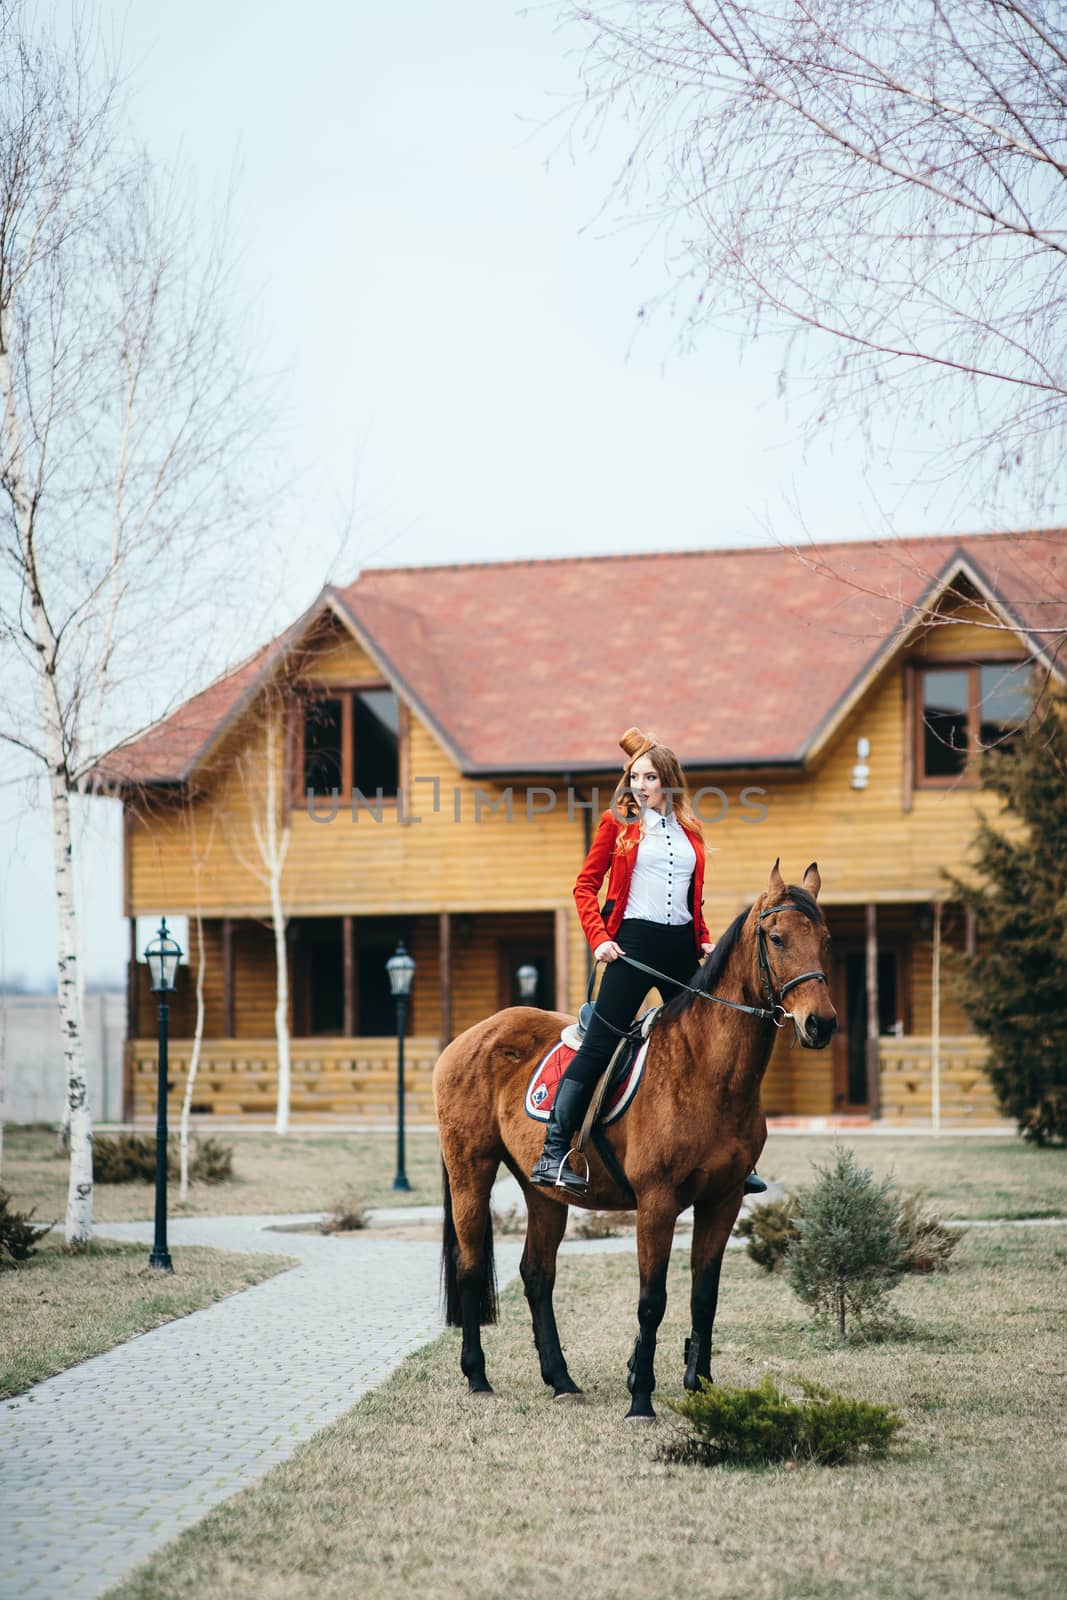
[294,682,405,805]
[912,657,1030,789]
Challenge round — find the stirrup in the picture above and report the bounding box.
[555,1148,590,1194]
[743,1171,768,1195]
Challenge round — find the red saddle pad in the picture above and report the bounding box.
[524,1038,648,1126]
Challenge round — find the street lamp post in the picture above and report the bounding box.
[516,964,539,1004]
[386,941,415,1193]
[144,917,183,1273]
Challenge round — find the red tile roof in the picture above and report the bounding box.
[94,530,1067,786]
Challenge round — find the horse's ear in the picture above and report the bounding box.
[767,858,786,899]
[803,861,822,900]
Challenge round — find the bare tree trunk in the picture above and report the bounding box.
[49,773,93,1247]
[0,332,92,1244]
[271,885,291,1137]
[178,912,206,1201]
[262,712,292,1135]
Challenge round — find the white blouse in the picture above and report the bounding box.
[622,810,696,926]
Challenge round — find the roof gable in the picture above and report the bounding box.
[95,529,1067,786]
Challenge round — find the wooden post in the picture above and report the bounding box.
[439,912,453,1046]
[865,903,881,1117]
[931,900,943,1137]
[343,915,355,1036]
[222,917,235,1039]
[554,906,569,1013]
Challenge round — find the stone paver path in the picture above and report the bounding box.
[0,1212,526,1600]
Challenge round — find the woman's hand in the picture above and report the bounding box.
[594,940,624,962]
[701,942,716,956]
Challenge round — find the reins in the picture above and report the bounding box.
[592,900,829,1035]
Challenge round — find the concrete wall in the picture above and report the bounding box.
[0,991,126,1125]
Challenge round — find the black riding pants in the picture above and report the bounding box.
[562,919,702,1093]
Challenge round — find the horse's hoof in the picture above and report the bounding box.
[467,1383,496,1399]
[623,1411,657,1425]
[554,1389,585,1405]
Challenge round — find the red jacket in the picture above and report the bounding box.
[573,808,711,957]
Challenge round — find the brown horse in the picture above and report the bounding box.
[433,860,836,1420]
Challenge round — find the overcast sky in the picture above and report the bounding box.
[2,0,1058,990]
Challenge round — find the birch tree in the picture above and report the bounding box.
[0,6,259,1244]
[563,0,1067,514]
[177,804,218,1200]
[225,691,295,1135]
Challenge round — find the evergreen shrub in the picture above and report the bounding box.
[0,1187,50,1267]
[948,684,1067,1144]
[734,1192,801,1270]
[663,1375,902,1467]
[785,1146,906,1338]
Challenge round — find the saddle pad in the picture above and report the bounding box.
[524,1038,649,1125]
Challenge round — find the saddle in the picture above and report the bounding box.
[525,995,662,1176]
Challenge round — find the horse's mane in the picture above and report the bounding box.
[660,884,823,1022]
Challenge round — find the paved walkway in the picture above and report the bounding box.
[0,1211,528,1600]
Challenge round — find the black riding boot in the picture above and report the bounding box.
[529,1077,593,1193]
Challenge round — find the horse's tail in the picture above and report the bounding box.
[441,1158,498,1327]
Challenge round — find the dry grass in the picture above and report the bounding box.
[762,1134,1066,1219]
[107,1224,1066,1600]
[1,1127,443,1222]
[0,1234,292,1399]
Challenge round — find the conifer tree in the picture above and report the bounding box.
[948,685,1067,1145]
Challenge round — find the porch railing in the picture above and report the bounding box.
[878,1035,1001,1122]
[128,1036,441,1123]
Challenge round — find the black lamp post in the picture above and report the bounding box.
[386,941,415,1193]
[516,963,539,1004]
[144,917,182,1273]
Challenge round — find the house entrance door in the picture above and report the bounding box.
[832,947,901,1110]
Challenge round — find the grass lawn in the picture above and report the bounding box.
[761,1134,1067,1219]
[1,1126,443,1223]
[0,1233,293,1399]
[6,1128,1065,1227]
[105,1222,1066,1600]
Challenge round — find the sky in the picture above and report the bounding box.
[2,0,1059,990]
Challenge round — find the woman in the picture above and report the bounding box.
[530,726,766,1196]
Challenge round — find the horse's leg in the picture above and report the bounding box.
[520,1188,580,1399]
[443,1154,500,1395]
[625,1192,677,1423]
[684,1193,743,1391]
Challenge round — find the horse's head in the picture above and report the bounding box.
[754,860,837,1048]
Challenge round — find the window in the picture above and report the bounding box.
[299,687,401,800]
[916,661,1030,784]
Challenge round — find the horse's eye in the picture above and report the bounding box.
[770,933,784,948]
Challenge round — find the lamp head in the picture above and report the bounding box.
[386,940,416,998]
[144,917,183,993]
[516,963,539,1002]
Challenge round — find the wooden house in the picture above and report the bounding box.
[95,530,1067,1126]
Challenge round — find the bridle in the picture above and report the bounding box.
[601,899,829,1031]
[753,901,830,1026]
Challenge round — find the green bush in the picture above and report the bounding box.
[734,1193,802,1271]
[0,1186,51,1268]
[785,1146,907,1339]
[663,1375,903,1467]
[93,1133,235,1185]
